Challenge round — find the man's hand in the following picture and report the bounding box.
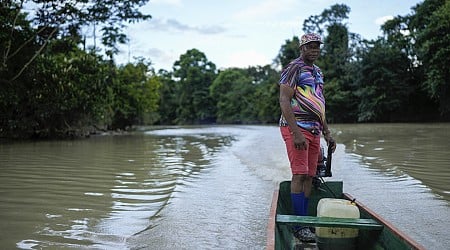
[323,130,336,153]
[293,131,307,150]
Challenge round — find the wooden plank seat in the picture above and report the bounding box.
[276,214,384,230]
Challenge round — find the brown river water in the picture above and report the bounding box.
[0,124,449,249]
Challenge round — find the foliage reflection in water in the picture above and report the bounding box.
[0,130,233,249]
[333,123,450,201]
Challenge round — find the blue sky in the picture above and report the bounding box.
[114,0,423,71]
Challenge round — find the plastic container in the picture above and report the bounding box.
[316,198,360,250]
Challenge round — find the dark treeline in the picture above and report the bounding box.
[1,0,449,139]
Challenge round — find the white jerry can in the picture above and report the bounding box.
[316,198,360,250]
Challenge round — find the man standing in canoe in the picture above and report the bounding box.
[278,33,336,242]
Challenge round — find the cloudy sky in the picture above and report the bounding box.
[113,0,423,71]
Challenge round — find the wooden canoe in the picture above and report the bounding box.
[266,180,426,250]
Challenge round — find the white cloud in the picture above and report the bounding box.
[150,0,183,7]
[375,15,394,26]
[225,50,271,68]
[233,0,295,20]
[152,18,226,34]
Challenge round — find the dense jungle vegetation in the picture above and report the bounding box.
[1,0,449,139]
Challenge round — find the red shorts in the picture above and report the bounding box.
[280,126,321,176]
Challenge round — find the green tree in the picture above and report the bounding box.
[377,8,440,121]
[111,59,161,129]
[275,36,300,69]
[320,23,357,122]
[410,0,450,118]
[251,65,280,123]
[156,69,178,125]
[210,68,254,123]
[354,40,414,121]
[303,3,351,37]
[4,41,112,138]
[0,0,153,138]
[0,2,37,82]
[173,49,217,124]
[302,3,358,122]
[1,0,151,82]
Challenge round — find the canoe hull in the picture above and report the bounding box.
[266,181,425,250]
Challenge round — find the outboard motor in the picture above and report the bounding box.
[313,141,335,189]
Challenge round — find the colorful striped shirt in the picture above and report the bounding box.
[279,57,326,131]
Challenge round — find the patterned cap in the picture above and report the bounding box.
[299,33,323,47]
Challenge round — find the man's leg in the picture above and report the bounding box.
[281,126,309,215]
[302,175,313,216]
[281,126,315,242]
[303,134,320,215]
[291,174,307,215]
[291,173,316,242]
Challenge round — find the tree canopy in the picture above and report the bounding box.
[1,0,449,139]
